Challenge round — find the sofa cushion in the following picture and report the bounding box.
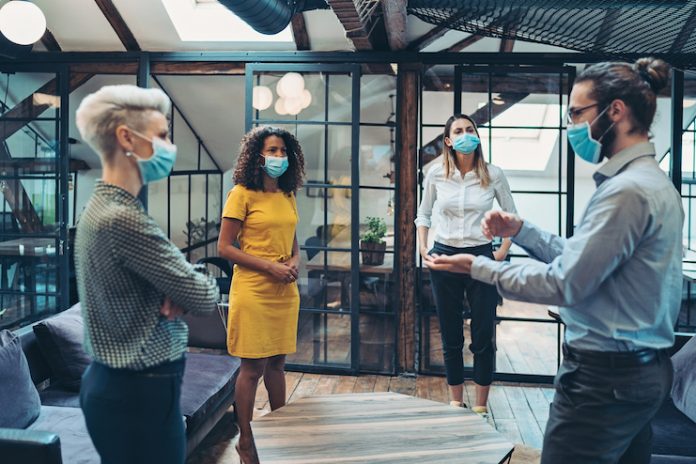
[181,352,240,433]
[671,335,696,423]
[0,330,41,428]
[651,397,696,457]
[32,305,91,391]
[39,385,80,408]
[28,405,99,464]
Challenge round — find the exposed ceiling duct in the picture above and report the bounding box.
[218,0,329,35]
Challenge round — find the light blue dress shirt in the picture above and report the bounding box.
[472,142,684,351]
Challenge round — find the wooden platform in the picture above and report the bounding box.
[186,372,552,464]
[252,392,514,463]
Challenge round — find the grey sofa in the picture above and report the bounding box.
[650,334,696,464]
[0,305,240,464]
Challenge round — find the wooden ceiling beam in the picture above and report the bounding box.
[442,34,484,53]
[0,73,94,142]
[40,29,61,52]
[327,0,392,73]
[94,0,141,51]
[69,62,246,75]
[381,0,408,51]
[291,13,312,51]
[499,35,515,53]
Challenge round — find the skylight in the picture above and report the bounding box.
[483,104,562,172]
[161,0,294,43]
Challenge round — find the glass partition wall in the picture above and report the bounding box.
[246,64,398,374]
[418,65,574,383]
[0,65,69,329]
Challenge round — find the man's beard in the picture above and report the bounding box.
[592,113,616,160]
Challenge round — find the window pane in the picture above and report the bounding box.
[490,128,561,173]
[422,65,454,125]
[328,74,352,123]
[359,313,395,372]
[148,177,169,235]
[360,126,394,188]
[297,187,351,250]
[360,74,396,124]
[169,176,188,249]
[290,311,351,367]
[327,125,352,184]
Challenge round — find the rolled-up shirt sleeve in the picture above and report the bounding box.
[110,209,220,315]
[415,170,437,228]
[471,184,649,306]
[493,170,517,215]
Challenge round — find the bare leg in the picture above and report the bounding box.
[475,383,491,409]
[234,358,267,464]
[448,383,465,405]
[263,354,287,411]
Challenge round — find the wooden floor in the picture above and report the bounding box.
[186,372,553,464]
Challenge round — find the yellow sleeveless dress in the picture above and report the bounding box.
[222,185,300,359]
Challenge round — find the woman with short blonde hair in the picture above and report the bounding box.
[75,85,219,464]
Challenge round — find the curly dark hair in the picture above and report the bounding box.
[232,126,305,194]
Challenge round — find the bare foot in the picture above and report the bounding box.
[235,439,260,464]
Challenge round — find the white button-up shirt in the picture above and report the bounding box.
[415,162,517,248]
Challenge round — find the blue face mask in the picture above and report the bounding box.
[262,155,289,178]
[567,107,615,164]
[128,129,177,184]
[451,133,480,154]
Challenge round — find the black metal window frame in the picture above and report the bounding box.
[246,63,368,375]
[416,64,576,384]
[0,62,70,329]
[1,51,688,373]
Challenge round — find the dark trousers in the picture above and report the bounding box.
[80,357,186,464]
[429,242,498,386]
[541,346,673,464]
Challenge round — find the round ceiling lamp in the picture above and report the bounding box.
[284,97,303,116]
[274,98,288,116]
[0,1,47,45]
[300,89,312,109]
[252,85,273,111]
[276,72,305,99]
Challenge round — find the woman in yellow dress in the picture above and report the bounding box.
[217,126,304,464]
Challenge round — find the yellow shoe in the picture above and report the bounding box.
[472,405,489,418]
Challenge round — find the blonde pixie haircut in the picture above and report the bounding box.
[75,85,171,162]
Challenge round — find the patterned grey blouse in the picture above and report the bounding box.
[75,181,219,370]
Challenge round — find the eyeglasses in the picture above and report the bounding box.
[566,102,599,124]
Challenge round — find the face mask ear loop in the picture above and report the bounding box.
[598,121,616,143]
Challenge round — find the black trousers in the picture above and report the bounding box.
[428,242,498,386]
[541,346,673,464]
[80,357,186,464]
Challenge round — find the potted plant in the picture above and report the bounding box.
[360,216,387,265]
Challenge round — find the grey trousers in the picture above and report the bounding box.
[541,348,672,464]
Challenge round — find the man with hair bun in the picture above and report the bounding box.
[425,58,683,463]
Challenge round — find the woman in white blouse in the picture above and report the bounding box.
[416,114,517,416]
